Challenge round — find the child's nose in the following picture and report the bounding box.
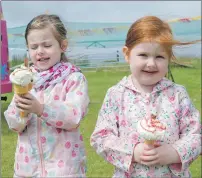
[37,46,45,55]
[147,57,156,67]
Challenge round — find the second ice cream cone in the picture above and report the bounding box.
[20,110,28,118]
[144,140,155,145]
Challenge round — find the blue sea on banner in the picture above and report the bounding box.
[8,20,201,62]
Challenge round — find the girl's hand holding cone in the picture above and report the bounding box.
[133,141,161,163]
[133,114,173,166]
[14,93,44,117]
[139,143,181,166]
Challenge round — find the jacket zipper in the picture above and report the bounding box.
[37,118,45,177]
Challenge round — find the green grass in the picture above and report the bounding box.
[9,54,26,68]
[1,61,201,177]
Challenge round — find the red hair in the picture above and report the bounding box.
[125,16,201,60]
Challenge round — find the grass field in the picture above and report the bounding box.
[1,59,201,177]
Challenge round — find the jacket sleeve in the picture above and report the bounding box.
[90,88,137,172]
[4,96,33,133]
[169,87,201,176]
[39,72,89,130]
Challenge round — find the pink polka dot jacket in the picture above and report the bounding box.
[90,75,201,178]
[4,68,90,177]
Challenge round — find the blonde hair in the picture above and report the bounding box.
[25,14,68,62]
[125,16,201,61]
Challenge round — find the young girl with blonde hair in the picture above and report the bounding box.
[5,14,89,177]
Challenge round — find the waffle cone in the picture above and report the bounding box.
[28,83,33,91]
[14,84,29,94]
[14,83,33,118]
[144,140,155,145]
[20,111,28,118]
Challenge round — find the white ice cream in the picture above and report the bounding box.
[137,116,166,141]
[10,68,34,86]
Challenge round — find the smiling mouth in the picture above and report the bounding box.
[142,70,158,73]
[38,58,50,62]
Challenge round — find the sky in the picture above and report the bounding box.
[1,1,201,28]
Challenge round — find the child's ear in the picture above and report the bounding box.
[122,46,130,63]
[61,40,68,52]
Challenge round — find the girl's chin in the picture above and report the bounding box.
[36,62,50,70]
[36,65,50,72]
[140,80,159,86]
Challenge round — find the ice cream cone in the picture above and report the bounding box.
[13,84,29,95]
[20,110,28,118]
[137,114,167,146]
[14,83,32,118]
[28,83,33,91]
[10,58,35,119]
[144,140,155,145]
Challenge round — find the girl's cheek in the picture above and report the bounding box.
[29,53,35,60]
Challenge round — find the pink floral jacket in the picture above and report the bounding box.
[90,75,201,178]
[4,72,89,177]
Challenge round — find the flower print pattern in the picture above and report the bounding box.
[72,150,77,157]
[65,141,71,149]
[56,121,63,127]
[19,146,24,153]
[24,156,29,163]
[41,136,46,144]
[54,95,59,100]
[57,160,64,168]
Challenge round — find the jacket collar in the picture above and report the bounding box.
[118,75,174,94]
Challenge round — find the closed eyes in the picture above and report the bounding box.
[138,53,147,57]
[44,45,52,48]
[138,54,165,59]
[156,55,165,59]
[30,44,52,50]
[30,46,37,50]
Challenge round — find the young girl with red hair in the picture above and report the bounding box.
[90,16,201,178]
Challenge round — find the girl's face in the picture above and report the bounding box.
[27,28,66,71]
[123,42,169,89]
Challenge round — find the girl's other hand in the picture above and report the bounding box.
[15,93,44,116]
